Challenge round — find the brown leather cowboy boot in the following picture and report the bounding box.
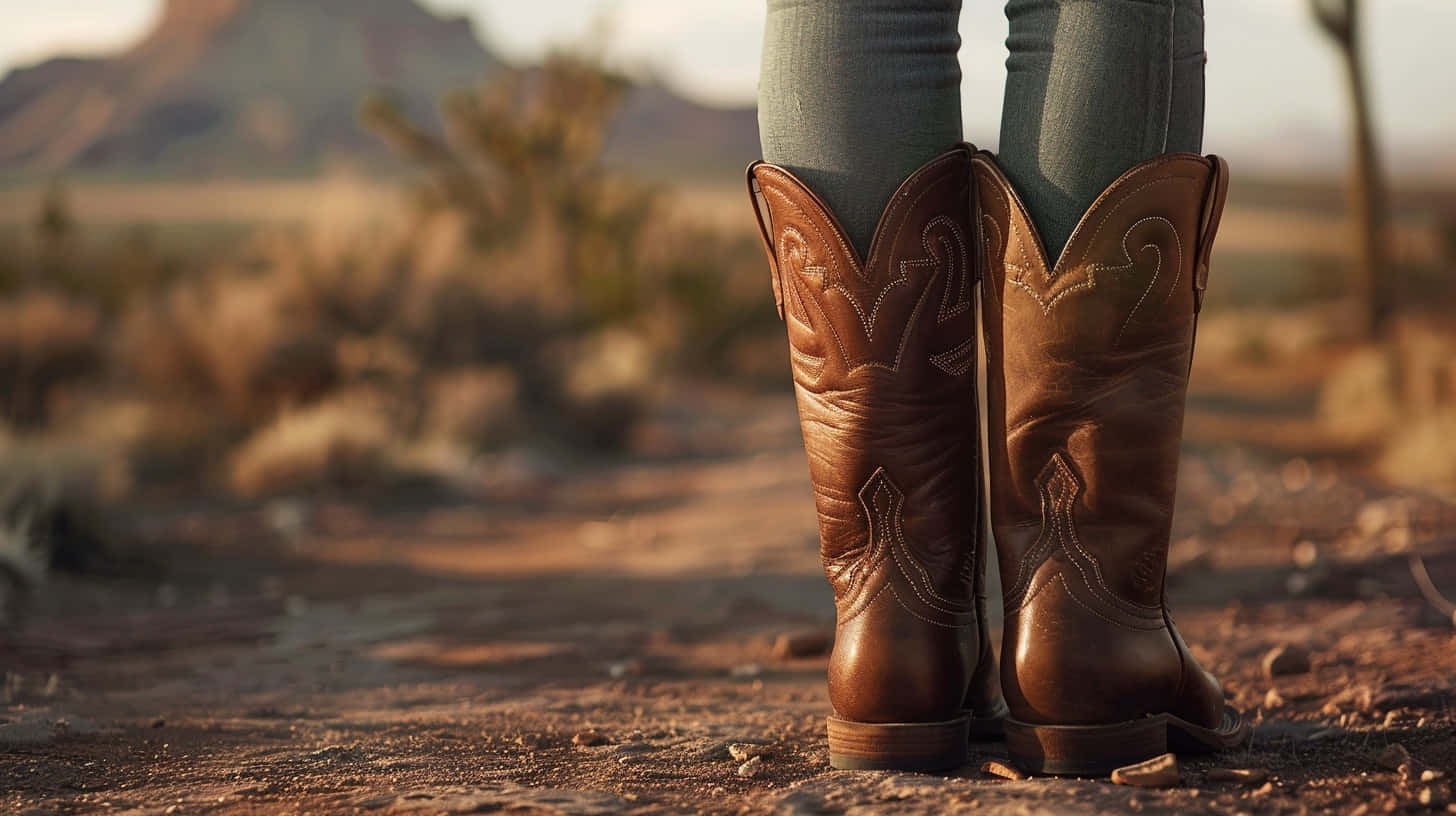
[973,150,1250,775]
[747,145,1006,771]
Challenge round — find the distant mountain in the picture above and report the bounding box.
[0,0,760,179]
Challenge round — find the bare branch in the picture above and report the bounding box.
[1310,0,1354,44]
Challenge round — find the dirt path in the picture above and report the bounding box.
[3,389,1455,815]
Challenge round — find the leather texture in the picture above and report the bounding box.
[974,149,1233,729]
[748,146,1002,725]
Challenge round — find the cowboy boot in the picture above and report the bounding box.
[973,150,1250,775]
[747,145,1007,771]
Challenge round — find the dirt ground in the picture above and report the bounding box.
[3,384,1455,815]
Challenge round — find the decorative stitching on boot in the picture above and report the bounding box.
[898,215,971,325]
[929,337,975,376]
[1006,452,1163,623]
[762,169,973,375]
[888,586,965,629]
[988,173,1200,316]
[776,226,818,331]
[765,184,904,342]
[1004,454,1078,605]
[861,468,974,621]
[1088,216,1183,348]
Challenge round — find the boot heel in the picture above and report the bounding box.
[826,715,969,771]
[1005,716,1167,777]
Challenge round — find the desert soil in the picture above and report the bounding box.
[3,385,1455,815]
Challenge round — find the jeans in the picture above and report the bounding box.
[758,0,1206,259]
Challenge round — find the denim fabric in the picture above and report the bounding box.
[757,0,1205,260]
[759,0,964,257]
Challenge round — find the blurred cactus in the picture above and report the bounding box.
[1310,0,1392,337]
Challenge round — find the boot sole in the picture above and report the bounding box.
[827,707,1006,771]
[1005,705,1249,777]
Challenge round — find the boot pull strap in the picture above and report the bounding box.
[968,155,984,284]
[1193,154,1230,314]
[746,164,785,320]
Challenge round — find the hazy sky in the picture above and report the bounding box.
[0,0,1452,171]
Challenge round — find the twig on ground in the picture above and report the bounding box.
[1407,553,1456,620]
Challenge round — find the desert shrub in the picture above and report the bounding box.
[1317,346,1403,442]
[118,272,339,422]
[227,390,412,496]
[1,46,778,498]
[0,434,124,628]
[361,53,657,334]
[0,291,103,427]
[1377,411,1456,493]
[548,329,654,450]
[424,367,522,451]
[1195,303,1363,367]
[1318,314,1456,491]
[644,222,778,374]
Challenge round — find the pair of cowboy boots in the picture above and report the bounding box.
[747,144,1250,775]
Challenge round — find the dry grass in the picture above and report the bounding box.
[1378,411,1456,492]
[0,176,400,229]
[0,433,125,626]
[0,291,102,427]
[424,367,522,451]
[227,391,408,497]
[1314,315,1456,491]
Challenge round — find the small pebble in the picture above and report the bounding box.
[607,661,641,679]
[981,760,1030,781]
[1205,768,1270,786]
[1111,753,1180,788]
[1420,784,1452,808]
[1262,644,1311,679]
[771,629,833,660]
[737,756,764,778]
[730,663,763,679]
[728,743,769,762]
[572,730,609,747]
[1377,743,1411,771]
[1281,459,1312,492]
[1264,688,1286,709]
[1291,540,1320,569]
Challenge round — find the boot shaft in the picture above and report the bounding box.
[975,150,1228,613]
[749,147,995,733]
[975,150,1232,731]
[750,147,985,618]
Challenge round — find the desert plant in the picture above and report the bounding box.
[0,291,103,427]
[361,50,656,331]
[227,390,410,496]
[424,366,522,451]
[118,275,334,422]
[0,435,123,629]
